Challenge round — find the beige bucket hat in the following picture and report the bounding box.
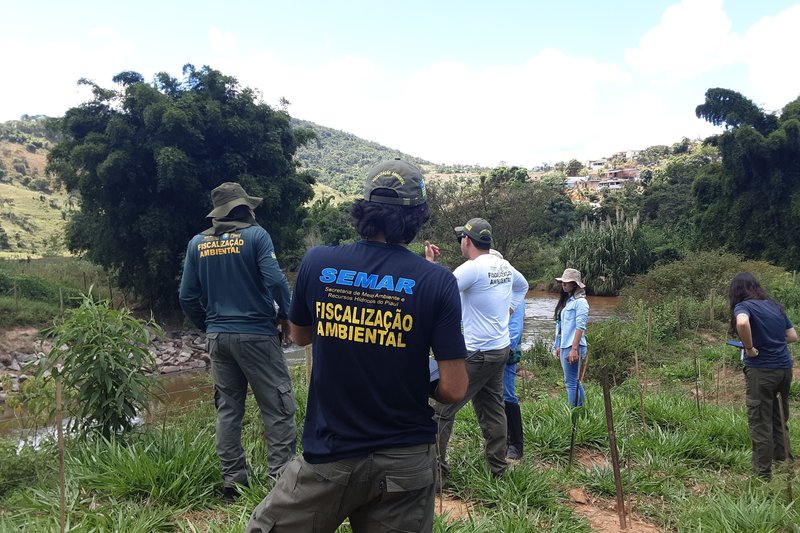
[555,268,585,288]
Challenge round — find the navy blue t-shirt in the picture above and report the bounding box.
[734,299,793,369]
[290,240,466,463]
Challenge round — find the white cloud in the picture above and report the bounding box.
[625,0,741,81]
[209,27,237,52]
[740,5,800,110]
[0,28,134,120]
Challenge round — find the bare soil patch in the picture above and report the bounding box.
[570,491,662,533]
[576,448,609,470]
[435,494,474,522]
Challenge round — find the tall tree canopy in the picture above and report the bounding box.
[425,167,576,279]
[693,89,800,269]
[695,88,778,136]
[47,65,314,309]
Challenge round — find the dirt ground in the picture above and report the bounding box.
[0,327,40,356]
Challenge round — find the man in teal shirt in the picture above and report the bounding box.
[179,182,296,502]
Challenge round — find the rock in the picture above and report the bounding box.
[0,354,12,367]
[18,374,29,383]
[8,360,20,372]
[16,352,37,364]
[0,393,5,403]
[160,365,181,374]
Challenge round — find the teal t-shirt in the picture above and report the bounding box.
[179,225,290,335]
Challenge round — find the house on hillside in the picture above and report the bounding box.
[604,168,639,180]
[598,179,626,190]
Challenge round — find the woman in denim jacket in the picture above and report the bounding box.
[552,268,589,406]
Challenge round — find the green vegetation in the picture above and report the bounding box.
[293,118,429,195]
[47,65,316,310]
[40,293,161,439]
[694,88,800,271]
[0,257,113,327]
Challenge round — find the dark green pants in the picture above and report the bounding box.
[743,367,793,478]
[246,444,436,533]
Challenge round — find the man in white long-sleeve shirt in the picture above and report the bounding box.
[431,217,528,484]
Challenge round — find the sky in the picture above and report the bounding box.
[2,0,799,167]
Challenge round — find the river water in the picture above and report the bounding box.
[0,291,618,436]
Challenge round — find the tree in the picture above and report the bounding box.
[425,174,576,279]
[695,88,778,136]
[565,159,584,176]
[47,65,315,309]
[693,90,800,269]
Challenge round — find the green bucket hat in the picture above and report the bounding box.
[455,217,493,245]
[364,158,427,206]
[206,182,263,218]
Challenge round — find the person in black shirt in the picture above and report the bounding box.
[246,159,468,533]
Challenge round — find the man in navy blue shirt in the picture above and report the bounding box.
[246,159,468,533]
[179,182,296,502]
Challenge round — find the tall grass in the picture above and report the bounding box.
[68,427,221,508]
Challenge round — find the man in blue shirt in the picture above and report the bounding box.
[179,182,296,502]
[246,159,468,533]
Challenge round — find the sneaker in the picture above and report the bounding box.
[506,445,523,461]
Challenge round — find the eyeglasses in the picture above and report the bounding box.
[457,235,465,243]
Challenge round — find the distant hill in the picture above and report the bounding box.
[0,115,486,256]
[292,118,433,196]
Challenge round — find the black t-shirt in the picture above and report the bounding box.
[290,240,466,463]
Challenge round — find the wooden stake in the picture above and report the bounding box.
[56,376,66,533]
[602,367,627,530]
[647,309,652,359]
[694,354,702,418]
[676,296,681,335]
[634,350,645,426]
[709,288,715,323]
[776,392,794,503]
[722,355,727,403]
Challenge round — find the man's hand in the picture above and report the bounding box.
[553,347,560,359]
[278,319,291,346]
[425,240,440,263]
[745,346,759,358]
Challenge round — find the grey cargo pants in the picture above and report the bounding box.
[209,332,297,486]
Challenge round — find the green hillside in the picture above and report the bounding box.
[0,115,484,257]
[292,118,441,195]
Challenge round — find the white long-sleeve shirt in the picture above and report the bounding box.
[453,253,528,351]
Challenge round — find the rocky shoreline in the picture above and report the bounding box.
[0,330,213,404]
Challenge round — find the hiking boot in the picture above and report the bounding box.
[222,485,240,503]
[506,444,523,461]
[222,480,249,503]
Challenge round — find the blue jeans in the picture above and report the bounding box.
[560,346,587,407]
[503,363,518,404]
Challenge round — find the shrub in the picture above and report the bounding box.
[40,293,162,439]
[558,211,652,296]
[584,318,645,382]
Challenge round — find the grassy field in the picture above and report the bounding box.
[0,140,72,259]
[0,341,798,532]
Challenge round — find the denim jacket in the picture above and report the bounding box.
[553,293,589,351]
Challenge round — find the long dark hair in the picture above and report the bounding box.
[727,272,777,335]
[350,198,430,244]
[553,289,570,321]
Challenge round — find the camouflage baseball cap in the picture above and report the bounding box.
[363,158,427,206]
[206,182,263,218]
[455,217,493,245]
